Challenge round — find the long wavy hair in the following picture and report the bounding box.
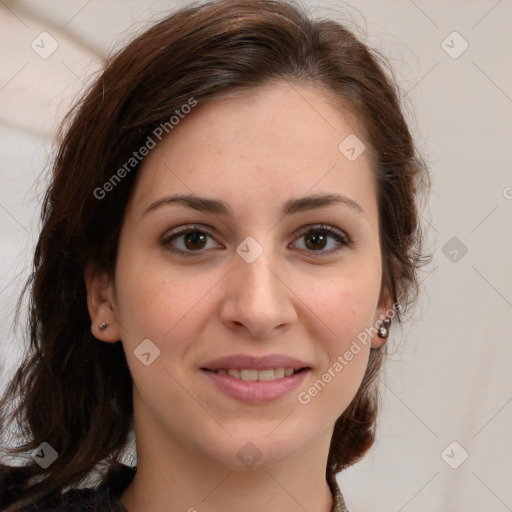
[0,0,430,509]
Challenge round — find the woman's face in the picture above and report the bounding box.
[89,80,391,471]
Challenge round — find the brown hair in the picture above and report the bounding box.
[0,0,430,508]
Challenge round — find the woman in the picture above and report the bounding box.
[0,0,430,510]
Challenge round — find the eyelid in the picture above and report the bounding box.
[161,223,352,257]
[290,224,350,244]
[161,224,222,256]
[289,224,352,256]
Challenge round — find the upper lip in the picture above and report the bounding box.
[201,354,311,371]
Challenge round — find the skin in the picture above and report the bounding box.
[85,80,392,512]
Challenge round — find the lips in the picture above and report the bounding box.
[201,367,311,404]
[200,354,312,404]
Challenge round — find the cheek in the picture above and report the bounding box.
[114,270,212,407]
[303,266,381,343]
[116,274,205,343]
[296,281,376,420]
[114,243,221,362]
[296,268,380,399]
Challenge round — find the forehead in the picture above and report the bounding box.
[127,80,377,222]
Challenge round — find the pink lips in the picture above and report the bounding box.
[200,353,311,404]
[201,369,310,404]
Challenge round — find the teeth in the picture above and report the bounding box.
[273,368,285,379]
[214,368,299,381]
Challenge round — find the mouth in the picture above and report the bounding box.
[201,367,309,382]
[200,365,311,404]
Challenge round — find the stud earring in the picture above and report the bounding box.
[378,318,391,338]
[99,322,109,331]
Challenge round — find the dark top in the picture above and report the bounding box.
[9,466,349,512]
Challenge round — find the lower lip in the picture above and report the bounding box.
[201,369,310,404]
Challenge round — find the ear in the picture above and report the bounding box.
[370,289,395,349]
[83,263,121,343]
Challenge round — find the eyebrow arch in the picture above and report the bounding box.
[143,192,366,218]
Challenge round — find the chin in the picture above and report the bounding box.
[204,432,306,471]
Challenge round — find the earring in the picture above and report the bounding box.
[378,318,391,338]
[99,322,109,331]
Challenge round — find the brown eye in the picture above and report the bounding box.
[162,226,221,256]
[162,224,351,258]
[182,232,208,250]
[292,225,351,255]
[304,232,328,251]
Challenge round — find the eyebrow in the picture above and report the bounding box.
[143,192,366,218]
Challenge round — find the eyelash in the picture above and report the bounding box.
[161,224,352,258]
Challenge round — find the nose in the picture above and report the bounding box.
[219,246,297,339]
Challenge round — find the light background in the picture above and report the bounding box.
[0,1,511,511]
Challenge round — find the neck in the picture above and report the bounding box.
[120,433,335,512]
[121,466,334,512]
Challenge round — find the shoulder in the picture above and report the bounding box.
[15,487,127,512]
[0,463,134,512]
